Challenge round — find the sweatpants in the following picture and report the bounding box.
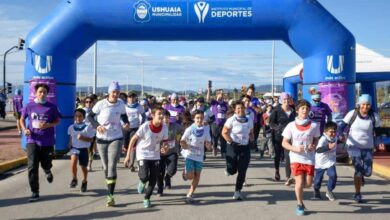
[313,165,337,192]
[226,143,250,191]
[138,160,159,200]
[157,153,178,193]
[27,144,54,193]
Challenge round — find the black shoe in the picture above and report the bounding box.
[29,192,40,202]
[164,176,171,189]
[80,181,87,192]
[70,179,78,188]
[313,189,321,200]
[274,171,280,181]
[46,172,53,183]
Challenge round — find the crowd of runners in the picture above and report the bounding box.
[16,81,383,216]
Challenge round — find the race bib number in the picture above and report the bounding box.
[169,110,178,117]
[217,113,225,119]
[32,120,42,129]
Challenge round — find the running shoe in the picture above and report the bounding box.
[28,192,40,202]
[354,193,363,203]
[285,177,295,186]
[87,165,92,171]
[274,171,280,181]
[259,151,264,159]
[106,195,115,207]
[46,172,53,183]
[80,181,88,192]
[233,191,243,200]
[186,194,194,203]
[182,170,188,181]
[313,189,321,200]
[130,166,136,172]
[137,181,146,194]
[224,169,231,177]
[325,190,336,201]
[164,176,172,189]
[143,199,151,208]
[296,204,305,216]
[70,179,78,188]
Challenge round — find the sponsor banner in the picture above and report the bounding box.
[29,78,57,104]
[324,55,347,81]
[132,0,187,24]
[319,82,348,122]
[190,0,253,25]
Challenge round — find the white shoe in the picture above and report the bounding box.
[233,191,243,200]
[186,194,194,203]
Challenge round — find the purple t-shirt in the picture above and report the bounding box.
[309,102,332,133]
[13,95,23,113]
[22,101,61,147]
[211,100,228,126]
[164,104,185,123]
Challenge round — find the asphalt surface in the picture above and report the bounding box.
[0,153,389,220]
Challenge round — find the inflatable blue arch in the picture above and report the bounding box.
[23,0,355,153]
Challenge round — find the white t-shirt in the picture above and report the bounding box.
[136,122,168,161]
[92,99,126,141]
[181,124,211,162]
[67,123,96,149]
[224,115,254,145]
[343,110,380,149]
[315,135,337,169]
[282,121,321,165]
[125,104,144,128]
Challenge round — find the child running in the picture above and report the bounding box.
[67,109,95,192]
[313,121,338,201]
[282,100,320,216]
[180,110,212,203]
[124,106,170,208]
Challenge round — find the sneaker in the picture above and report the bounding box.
[182,170,188,181]
[224,169,231,177]
[186,194,194,203]
[313,189,321,200]
[70,179,78,188]
[106,195,115,207]
[87,165,92,171]
[325,190,336,201]
[285,177,295,186]
[259,151,264,159]
[137,181,145,194]
[213,149,217,157]
[274,171,280,181]
[233,191,243,200]
[156,192,163,197]
[296,204,305,216]
[354,193,363,203]
[28,192,40,202]
[46,172,53,183]
[164,176,171,189]
[80,181,87,192]
[130,166,136,172]
[143,199,151,208]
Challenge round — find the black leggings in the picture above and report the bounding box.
[138,160,159,199]
[226,143,250,191]
[27,144,54,193]
[211,124,227,154]
[273,137,291,178]
[157,153,178,193]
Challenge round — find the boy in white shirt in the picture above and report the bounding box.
[282,100,320,216]
[67,109,95,192]
[180,110,212,203]
[124,106,169,208]
[313,121,338,201]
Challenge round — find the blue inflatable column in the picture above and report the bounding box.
[283,78,298,102]
[361,82,377,111]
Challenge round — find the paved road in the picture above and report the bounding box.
[0,153,389,220]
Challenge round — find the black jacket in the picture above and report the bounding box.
[269,105,296,140]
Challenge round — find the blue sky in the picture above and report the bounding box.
[1,0,390,92]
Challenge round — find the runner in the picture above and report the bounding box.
[124,92,145,172]
[180,110,212,203]
[337,94,380,203]
[124,106,169,208]
[87,81,130,207]
[282,99,320,215]
[246,85,263,152]
[261,104,275,159]
[83,96,97,171]
[222,101,254,200]
[164,93,185,124]
[207,88,228,157]
[12,89,23,134]
[67,108,95,192]
[20,83,61,202]
[269,92,296,184]
[308,90,332,133]
[157,110,182,196]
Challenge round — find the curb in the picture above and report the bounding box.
[373,162,390,179]
[0,125,17,131]
[0,156,27,174]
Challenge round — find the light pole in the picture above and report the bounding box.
[3,46,18,91]
[141,59,144,98]
[93,42,97,94]
[271,41,275,97]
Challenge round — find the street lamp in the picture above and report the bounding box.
[3,37,24,90]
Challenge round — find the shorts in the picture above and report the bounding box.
[70,148,89,167]
[14,111,21,120]
[185,158,203,173]
[349,148,373,177]
[291,163,315,176]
